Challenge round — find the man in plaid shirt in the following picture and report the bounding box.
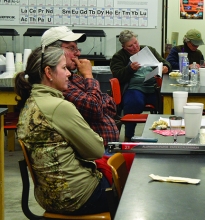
[41,26,119,147]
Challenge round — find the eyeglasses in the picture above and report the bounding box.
[62,46,81,53]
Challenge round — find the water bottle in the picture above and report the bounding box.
[182,56,189,83]
[190,62,198,86]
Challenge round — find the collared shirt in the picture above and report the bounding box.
[63,74,119,146]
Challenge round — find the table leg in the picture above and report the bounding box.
[163,96,205,115]
[188,97,205,105]
[0,115,5,220]
[163,96,172,114]
[7,130,15,152]
[6,106,15,152]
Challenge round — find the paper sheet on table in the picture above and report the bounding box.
[130,46,162,81]
[160,117,205,127]
[149,174,200,184]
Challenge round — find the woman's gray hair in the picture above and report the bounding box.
[15,46,65,109]
[119,30,138,45]
[26,46,64,84]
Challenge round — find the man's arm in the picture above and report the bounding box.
[64,75,106,121]
[166,47,180,70]
[102,93,117,118]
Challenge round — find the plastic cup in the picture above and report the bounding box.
[23,49,32,70]
[199,68,205,86]
[186,102,204,114]
[186,102,204,133]
[15,53,22,63]
[15,53,23,72]
[0,55,6,62]
[178,52,188,73]
[183,106,202,138]
[173,91,188,117]
[6,52,15,73]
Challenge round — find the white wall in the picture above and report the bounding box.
[167,0,205,57]
[0,0,163,58]
[0,25,162,59]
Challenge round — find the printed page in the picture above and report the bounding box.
[130,46,162,81]
[130,46,159,66]
[144,62,162,81]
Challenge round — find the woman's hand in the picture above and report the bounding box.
[130,62,141,71]
[162,66,168,74]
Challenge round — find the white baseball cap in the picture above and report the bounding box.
[41,26,86,46]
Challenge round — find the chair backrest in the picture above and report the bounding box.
[155,75,162,88]
[18,139,37,186]
[109,78,121,105]
[107,153,128,199]
[109,77,161,114]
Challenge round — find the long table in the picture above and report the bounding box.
[114,153,205,220]
[141,114,205,144]
[161,74,205,114]
[0,86,18,151]
[0,108,8,220]
[114,114,205,219]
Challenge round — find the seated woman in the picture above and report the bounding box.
[110,29,171,142]
[15,46,110,215]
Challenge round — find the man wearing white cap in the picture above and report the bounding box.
[166,29,204,70]
[41,26,119,147]
[41,26,86,70]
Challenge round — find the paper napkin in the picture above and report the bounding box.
[153,129,185,136]
[149,174,200,184]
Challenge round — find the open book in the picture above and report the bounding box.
[130,46,162,81]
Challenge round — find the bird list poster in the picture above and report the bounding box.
[0,0,158,28]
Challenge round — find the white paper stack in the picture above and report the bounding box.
[130,46,162,81]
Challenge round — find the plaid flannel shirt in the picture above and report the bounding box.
[63,74,119,146]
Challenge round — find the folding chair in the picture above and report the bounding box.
[107,153,128,199]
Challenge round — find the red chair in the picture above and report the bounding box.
[109,77,162,118]
[4,112,19,129]
[4,112,19,151]
[109,77,162,135]
[109,78,149,127]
